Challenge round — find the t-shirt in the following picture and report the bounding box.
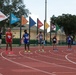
[67,36,72,43]
[23,33,29,40]
[6,32,12,42]
[39,34,43,40]
[53,37,56,42]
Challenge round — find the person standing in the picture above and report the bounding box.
[21,30,30,52]
[36,31,44,52]
[52,35,57,50]
[66,35,72,50]
[5,27,13,54]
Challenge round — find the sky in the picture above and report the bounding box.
[23,0,76,31]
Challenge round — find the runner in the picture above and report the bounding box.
[52,35,57,50]
[36,31,44,52]
[21,30,30,52]
[5,27,13,54]
[66,35,72,50]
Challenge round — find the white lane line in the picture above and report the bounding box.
[49,50,66,57]
[0,73,3,75]
[19,51,55,65]
[19,50,76,70]
[65,53,76,64]
[49,50,76,61]
[35,50,67,62]
[0,52,54,75]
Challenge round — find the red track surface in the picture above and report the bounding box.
[0,46,76,75]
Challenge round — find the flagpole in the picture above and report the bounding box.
[37,18,38,35]
[37,18,38,45]
[29,17,30,44]
[44,0,47,44]
[50,19,51,44]
[9,13,11,28]
[45,0,47,22]
[20,16,22,46]
[44,20,45,40]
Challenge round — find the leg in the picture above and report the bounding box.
[24,44,27,50]
[41,44,44,52]
[27,43,30,52]
[9,43,12,51]
[6,43,9,54]
[42,44,44,50]
[27,43,30,50]
[69,43,72,49]
[6,43,8,51]
[68,43,70,49]
[9,43,13,54]
[38,44,40,51]
[53,43,55,50]
[38,40,41,51]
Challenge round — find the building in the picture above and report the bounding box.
[11,24,66,43]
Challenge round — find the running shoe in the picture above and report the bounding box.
[24,50,27,53]
[42,49,44,52]
[28,50,31,52]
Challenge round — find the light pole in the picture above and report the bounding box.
[45,0,47,22]
[44,0,47,41]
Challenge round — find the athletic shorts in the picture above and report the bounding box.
[38,39,44,44]
[24,40,29,44]
[67,40,72,45]
[53,41,56,44]
[6,39,12,43]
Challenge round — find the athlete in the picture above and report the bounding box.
[36,31,44,52]
[21,30,30,52]
[66,35,72,50]
[52,35,57,50]
[5,27,13,54]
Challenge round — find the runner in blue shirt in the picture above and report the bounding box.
[66,35,72,50]
[21,30,30,52]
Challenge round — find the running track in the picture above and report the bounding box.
[0,46,76,75]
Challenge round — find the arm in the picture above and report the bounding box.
[5,32,7,43]
[36,34,39,40]
[11,33,13,43]
[21,34,24,40]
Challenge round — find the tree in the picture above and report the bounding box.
[0,0,30,27]
[0,0,30,34]
[51,14,76,40]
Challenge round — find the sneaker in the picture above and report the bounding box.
[24,50,27,53]
[39,50,41,51]
[42,49,44,52]
[9,51,13,54]
[28,50,31,52]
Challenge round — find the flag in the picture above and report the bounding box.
[21,16,28,25]
[37,18,43,28]
[29,17,36,27]
[10,13,19,24]
[0,11,7,21]
[45,22,49,29]
[51,24,56,31]
[56,24,60,32]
